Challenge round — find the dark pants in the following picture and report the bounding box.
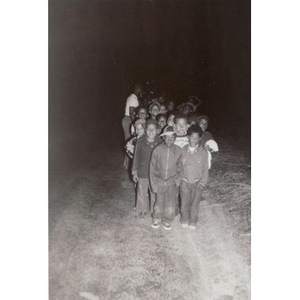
[180,181,203,226]
[153,183,177,224]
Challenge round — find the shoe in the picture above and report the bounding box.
[139,212,144,219]
[152,221,160,229]
[181,223,189,229]
[189,225,196,230]
[163,223,172,230]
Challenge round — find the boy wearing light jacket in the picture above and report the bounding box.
[150,126,183,230]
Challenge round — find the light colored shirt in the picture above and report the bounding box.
[174,134,189,149]
[125,94,139,116]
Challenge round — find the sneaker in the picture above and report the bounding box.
[163,223,172,230]
[189,225,196,230]
[152,221,160,229]
[181,223,189,229]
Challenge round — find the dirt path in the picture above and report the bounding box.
[49,145,250,300]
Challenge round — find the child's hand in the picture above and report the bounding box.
[133,174,138,183]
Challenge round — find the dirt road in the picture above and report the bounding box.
[49,141,250,300]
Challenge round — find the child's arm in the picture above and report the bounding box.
[129,107,136,121]
[175,153,183,187]
[197,149,209,188]
[149,149,158,193]
[125,138,135,159]
[130,124,135,136]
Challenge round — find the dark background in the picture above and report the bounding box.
[49,0,250,162]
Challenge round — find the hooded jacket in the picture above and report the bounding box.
[149,143,183,193]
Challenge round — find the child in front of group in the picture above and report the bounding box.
[180,125,209,230]
[132,119,161,218]
[150,126,183,230]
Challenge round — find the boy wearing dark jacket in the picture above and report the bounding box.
[132,119,161,218]
[150,126,183,230]
[180,125,209,230]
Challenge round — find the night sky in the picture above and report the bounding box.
[49,0,250,150]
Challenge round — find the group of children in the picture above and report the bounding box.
[123,86,218,231]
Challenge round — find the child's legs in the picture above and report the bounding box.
[162,184,177,224]
[189,184,203,226]
[180,181,192,224]
[175,187,180,216]
[149,189,156,214]
[136,178,149,213]
[143,179,155,213]
[122,116,132,141]
[153,191,166,222]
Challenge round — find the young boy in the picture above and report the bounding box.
[150,126,183,230]
[173,114,189,149]
[173,114,190,217]
[148,102,161,120]
[130,106,148,136]
[126,118,146,159]
[182,102,196,115]
[166,100,175,113]
[159,104,167,115]
[156,113,167,134]
[198,115,219,169]
[180,125,209,230]
[132,119,161,218]
[198,115,214,146]
[188,112,199,126]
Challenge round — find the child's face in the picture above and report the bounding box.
[183,105,192,115]
[137,108,147,120]
[199,119,208,132]
[160,105,167,114]
[135,124,145,137]
[150,105,160,117]
[167,101,175,111]
[157,116,167,129]
[163,134,176,147]
[167,114,175,126]
[158,96,166,104]
[188,132,201,148]
[145,124,158,139]
[175,118,188,135]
